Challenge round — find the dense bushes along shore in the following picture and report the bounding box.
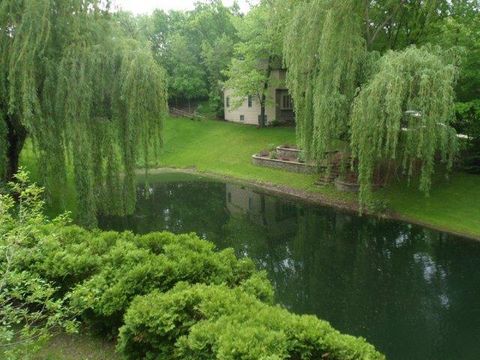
[0,172,384,359]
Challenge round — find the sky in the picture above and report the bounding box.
[114,0,254,15]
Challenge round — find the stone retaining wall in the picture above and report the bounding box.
[276,146,301,159]
[252,155,317,174]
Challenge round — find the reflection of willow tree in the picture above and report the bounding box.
[99,181,228,239]
[424,234,480,360]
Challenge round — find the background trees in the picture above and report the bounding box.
[225,2,284,127]
[143,1,240,115]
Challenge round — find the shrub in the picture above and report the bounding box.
[16,226,123,291]
[0,171,78,359]
[69,232,267,334]
[118,283,385,360]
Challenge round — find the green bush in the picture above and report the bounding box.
[118,283,385,360]
[69,232,266,333]
[10,225,268,334]
[15,226,122,291]
[0,171,78,359]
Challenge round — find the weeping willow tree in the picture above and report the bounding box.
[283,0,367,161]
[283,0,459,208]
[351,46,458,206]
[0,0,167,227]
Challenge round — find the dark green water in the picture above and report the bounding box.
[98,174,480,360]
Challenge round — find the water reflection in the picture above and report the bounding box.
[99,176,480,360]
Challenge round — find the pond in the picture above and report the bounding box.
[99,173,480,360]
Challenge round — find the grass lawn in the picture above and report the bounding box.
[380,173,480,238]
[158,116,316,190]
[157,116,480,239]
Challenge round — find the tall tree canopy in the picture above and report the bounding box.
[225,1,284,127]
[0,0,168,227]
[283,0,464,207]
[284,0,367,158]
[142,1,240,114]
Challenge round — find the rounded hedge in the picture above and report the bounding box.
[4,223,383,359]
[118,283,385,360]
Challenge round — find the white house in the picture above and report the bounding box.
[224,69,294,126]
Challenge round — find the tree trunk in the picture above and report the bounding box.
[5,117,27,181]
[258,59,273,128]
[259,94,266,128]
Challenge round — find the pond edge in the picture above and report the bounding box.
[137,167,480,242]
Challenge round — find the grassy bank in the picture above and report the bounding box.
[157,116,480,239]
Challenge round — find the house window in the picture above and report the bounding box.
[281,94,293,110]
[248,96,253,108]
[226,96,230,108]
[240,115,245,121]
[228,192,232,203]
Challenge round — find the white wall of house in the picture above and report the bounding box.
[224,69,286,126]
[223,89,276,125]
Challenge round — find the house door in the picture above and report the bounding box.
[275,90,295,124]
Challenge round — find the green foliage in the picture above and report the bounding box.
[0,0,168,227]
[0,170,77,360]
[69,232,262,334]
[141,1,239,112]
[455,100,480,173]
[225,1,284,127]
[167,33,209,101]
[364,0,452,51]
[0,111,6,181]
[201,34,236,116]
[283,0,462,208]
[421,2,480,103]
[118,283,384,360]
[284,0,366,159]
[351,46,459,207]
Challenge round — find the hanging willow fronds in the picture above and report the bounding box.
[284,0,366,161]
[283,0,459,210]
[350,46,459,207]
[0,0,168,227]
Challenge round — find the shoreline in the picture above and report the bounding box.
[139,167,480,242]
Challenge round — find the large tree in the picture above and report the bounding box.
[283,0,461,207]
[0,0,168,227]
[225,1,284,127]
